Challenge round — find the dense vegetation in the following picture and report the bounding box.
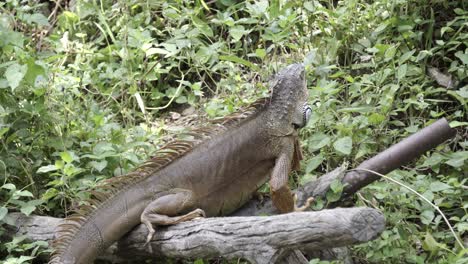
[0,0,467,263]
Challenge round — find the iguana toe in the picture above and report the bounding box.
[293,193,314,212]
[195,208,206,218]
[142,220,156,246]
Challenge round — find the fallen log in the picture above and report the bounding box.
[7,208,384,264]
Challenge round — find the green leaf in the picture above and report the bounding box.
[90,160,108,172]
[7,256,35,264]
[303,1,315,12]
[449,121,468,128]
[1,183,16,191]
[63,164,83,177]
[24,60,46,86]
[333,137,353,155]
[453,8,467,15]
[330,179,344,193]
[307,133,331,151]
[247,0,269,16]
[368,113,385,125]
[62,11,79,24]
[454,51,468,65]
[0,207,8,221]
[199,0,210,11]
[219,55,259,71]
[399,49,416,64]
[93,141,115,158]
[41,188,59,201]
[5,62,27,91]
[145,47,170,57]
[397,64,407,80]
[422,232,440,252]
[420,210,434,224]
[0,127,9,139]
[25,13,49,26]
[20,200,43,216]
[192,16,213,37]
[37,165,58,173]
[445,157,465,168]
[20,204,36,216]
[229,25,248,42]
[255,48,266,59]
[311,197,324,210]
[455,86,468,98]
[338,106,374,113]
[60,151,73,163]
[326,179,343,202]
[421,153,445,167]
[134,92,146,115]
[16,190,33,197]
[384,45,397,60]
[305,154,324,173]
[429,181,451,192]
[0,79,9,88]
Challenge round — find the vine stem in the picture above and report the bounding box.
[146,73,186,111]
[350,168,465,250]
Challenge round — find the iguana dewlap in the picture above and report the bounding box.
[50,64,311,264]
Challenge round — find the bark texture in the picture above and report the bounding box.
[7,207,384,264]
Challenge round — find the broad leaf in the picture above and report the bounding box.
[333,137,353,155]
[5,63,27,91]
[0,207,8,221]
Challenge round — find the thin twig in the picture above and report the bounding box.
[48,0,63,20]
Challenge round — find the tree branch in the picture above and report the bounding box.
[7,208,384,264]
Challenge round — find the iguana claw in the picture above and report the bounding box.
[142,208,206,247]
[144,224,156,247]
[293,193,314,212]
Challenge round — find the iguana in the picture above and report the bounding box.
[50,63,313,264]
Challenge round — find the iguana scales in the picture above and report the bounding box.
[50,64,312,263]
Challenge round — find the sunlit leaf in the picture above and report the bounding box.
[5,63,27,91]
[333,137,353,155]
[420,210,435,224]
[1,184,16,191]
[429,181,452,192]
[0,207,8,221]
[305,154,324,173]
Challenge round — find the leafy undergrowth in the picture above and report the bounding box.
[0,0,466,263]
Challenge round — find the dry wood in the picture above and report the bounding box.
[8,207,384,264]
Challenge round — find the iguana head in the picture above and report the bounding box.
[267,63,311,133]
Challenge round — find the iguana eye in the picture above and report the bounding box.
[303,104,312,125]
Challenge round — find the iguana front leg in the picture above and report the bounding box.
[141,190,205,244]
[270,152,295,213]
[270,150,314,213]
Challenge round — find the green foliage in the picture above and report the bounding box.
[0,0,466,263]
